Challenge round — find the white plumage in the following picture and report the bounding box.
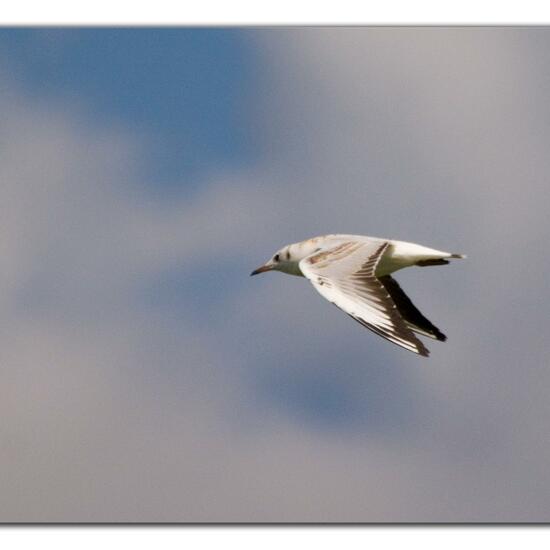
[251,234,465,357]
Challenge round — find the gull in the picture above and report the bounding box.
[251,234,465,357]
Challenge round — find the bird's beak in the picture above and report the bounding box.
[250,264,273,276]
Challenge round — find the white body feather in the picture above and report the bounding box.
[284,234,462,277]
[252,234,465,356]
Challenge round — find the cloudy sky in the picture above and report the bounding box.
[1,27,550,522]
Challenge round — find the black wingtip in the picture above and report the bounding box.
[416,259,450,267]
[416,343,431,358]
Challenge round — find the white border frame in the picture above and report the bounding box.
[1,0,550,25]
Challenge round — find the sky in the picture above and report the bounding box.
[1,27,550,522]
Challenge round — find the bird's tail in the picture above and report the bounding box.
[416,252,466,267]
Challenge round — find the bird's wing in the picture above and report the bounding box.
[299,240,430,356]
[378,275,446,342]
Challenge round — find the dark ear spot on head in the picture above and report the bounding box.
[286,250,291,260]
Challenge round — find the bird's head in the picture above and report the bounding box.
[250,244,303,277]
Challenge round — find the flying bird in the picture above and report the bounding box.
[251,234,465,357]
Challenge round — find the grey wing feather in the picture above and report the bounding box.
[378,275,446,342]
[300,241,430,357]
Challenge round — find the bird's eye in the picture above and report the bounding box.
[274,254,280,262]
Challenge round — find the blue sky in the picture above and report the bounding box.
[0,28,257,188]
[2,28,550,522]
